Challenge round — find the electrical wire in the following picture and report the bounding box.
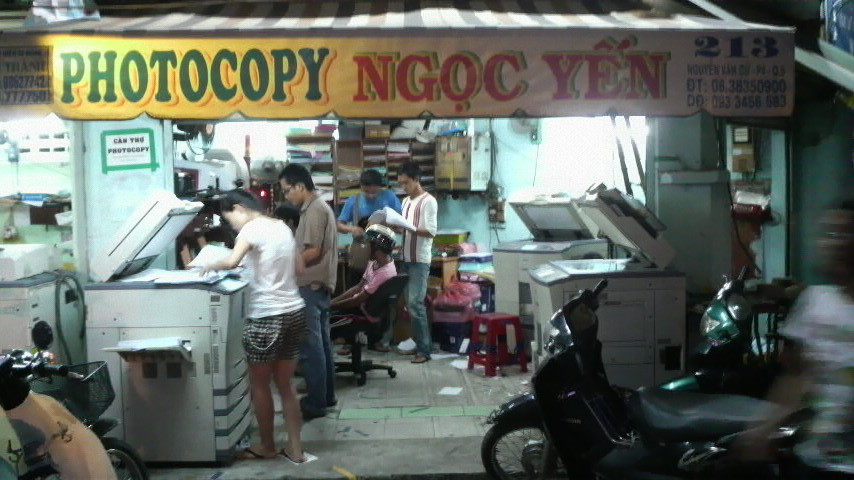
[531,142,541,187]
[51,271,86,365]
[715,119,763,277]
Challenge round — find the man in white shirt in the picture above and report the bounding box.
[397,162,437,364]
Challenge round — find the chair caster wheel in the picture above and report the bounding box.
[389,370,397,379]
[357,373,367,386]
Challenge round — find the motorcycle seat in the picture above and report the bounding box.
[630,387,775,442]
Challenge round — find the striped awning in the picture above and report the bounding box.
[0,0,795,120]
[11,0,775,35]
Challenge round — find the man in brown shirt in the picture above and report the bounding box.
[279,164,338,420]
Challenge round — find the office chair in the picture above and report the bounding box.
[332,274,409,386]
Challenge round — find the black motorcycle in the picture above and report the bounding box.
[0,330,148,480]
[482,280,803,480]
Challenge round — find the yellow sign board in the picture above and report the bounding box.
[0,31,794,120]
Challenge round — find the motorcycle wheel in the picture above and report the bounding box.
[101,437,149,480]
[482,422,563,480]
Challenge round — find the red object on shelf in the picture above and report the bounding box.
[468,313,528,377]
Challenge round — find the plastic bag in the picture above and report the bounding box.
[449,282,481,303]
[434,282,481,310]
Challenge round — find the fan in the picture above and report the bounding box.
[509,118,540,143]
[175,123,216,155]
[250,156,286,183]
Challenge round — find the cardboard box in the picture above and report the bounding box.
[732,143,755,172]
[436,137,471,190]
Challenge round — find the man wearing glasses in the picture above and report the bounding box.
[279,164,338,420]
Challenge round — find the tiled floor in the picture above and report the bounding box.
[150,350,532,480]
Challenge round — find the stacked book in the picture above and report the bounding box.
[362,139,387,167]
[386,140,411,193]
[286,134,334,164]
[411,141,436,191]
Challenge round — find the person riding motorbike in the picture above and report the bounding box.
[738,203,854,479]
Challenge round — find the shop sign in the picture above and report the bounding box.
[3,31,795,119]
[100,128,156,173]
[0,46,51,106]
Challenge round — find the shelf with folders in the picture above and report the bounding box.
[286,133,335,202]
[404,140,436,193]
[334,140,363,206]
[360,138,389,198]
[385,139,411,195]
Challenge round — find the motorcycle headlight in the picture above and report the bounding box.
[545,328,559,354]
[726,293,751,323]
[700,312,722,336]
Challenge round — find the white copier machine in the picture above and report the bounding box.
[0,244,84,366]
[494,191,609,320]
[528,187,686,389]
[85,190,250,463]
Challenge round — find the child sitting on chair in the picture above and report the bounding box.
[331,224,397,353]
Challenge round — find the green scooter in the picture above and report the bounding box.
[660,267,795,397]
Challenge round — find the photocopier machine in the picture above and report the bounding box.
[493,191,610,345]
[85,190,250,463]
[527,187,686,389]
[0,244,84,366]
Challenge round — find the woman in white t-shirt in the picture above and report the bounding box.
[202,190,308,463]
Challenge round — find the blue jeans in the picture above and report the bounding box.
[403,262,431,357]
[298,287,335,413]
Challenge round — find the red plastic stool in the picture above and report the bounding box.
[468,313,528,377]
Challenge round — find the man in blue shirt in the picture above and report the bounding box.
[337,169,402,237]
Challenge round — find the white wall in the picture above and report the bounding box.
[438,117,646,250]
[648,114,732,293]
[79,116,173,279]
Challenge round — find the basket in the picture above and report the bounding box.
[40,362,115,424]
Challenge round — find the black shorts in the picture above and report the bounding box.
[242,309,306,364]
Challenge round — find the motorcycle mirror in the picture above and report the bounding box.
[31,320,54,351]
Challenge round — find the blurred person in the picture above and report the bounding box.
[201,190,307,463]
[279,164,338,421]
[738,202,854,479]
[396,161,437,364]
[274,202,301,233]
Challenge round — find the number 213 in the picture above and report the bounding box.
[694,36,779,58]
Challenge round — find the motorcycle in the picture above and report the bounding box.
[660,268,793,397]
[482,279,803,480]
[0,329,148,480]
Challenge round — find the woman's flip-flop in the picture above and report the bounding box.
[235,448,276,460]
[279,448,307,464]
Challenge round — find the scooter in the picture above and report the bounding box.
[482,280,802,480]
[659,268,792,397]
[0,330,148,480]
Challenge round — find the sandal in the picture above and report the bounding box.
[280,448,307,464]
[236,447,276,460]
[337,347,352,356]
[411,355,430,364]
[369,344,391,353]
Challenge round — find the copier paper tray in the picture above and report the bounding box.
[104,337,193,362]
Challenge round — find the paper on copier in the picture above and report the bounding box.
[187,244,234,268]
[117,268,225,284]
[104,337,193,361]
[153,269,225,284]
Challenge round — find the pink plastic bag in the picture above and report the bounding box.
[449,282,481,303]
